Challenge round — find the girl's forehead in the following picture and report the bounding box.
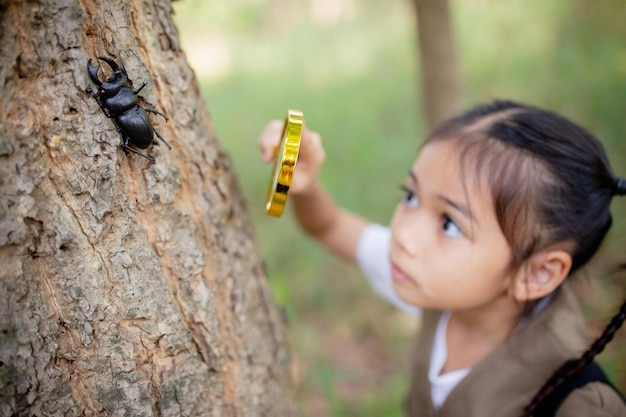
[411,140,495,206]
[413,140,466,175]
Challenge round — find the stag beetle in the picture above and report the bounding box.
[87,56,171,163]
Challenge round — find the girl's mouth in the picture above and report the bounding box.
[391,262,415,284]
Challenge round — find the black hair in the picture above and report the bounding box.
[427,100,625,416]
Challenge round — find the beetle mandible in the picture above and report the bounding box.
[87,56,171,163]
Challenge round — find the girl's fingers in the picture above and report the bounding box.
[258,119,327,194]
[258,120,284,163]
[301,127,325,166]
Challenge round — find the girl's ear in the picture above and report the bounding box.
[510,249,572,302]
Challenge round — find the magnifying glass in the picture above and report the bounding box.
[265,109,304,217]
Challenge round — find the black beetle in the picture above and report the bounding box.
[87,56,171,163]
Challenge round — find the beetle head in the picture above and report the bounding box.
[87,56,128,96]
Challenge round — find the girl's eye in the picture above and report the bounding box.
[442,216,463,238]
[400,185,419,208]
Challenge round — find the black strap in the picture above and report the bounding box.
[534,361,625,417]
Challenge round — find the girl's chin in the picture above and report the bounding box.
[391,283,423,307]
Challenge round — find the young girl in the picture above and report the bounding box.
[259,100,626,416]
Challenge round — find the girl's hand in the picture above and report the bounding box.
[258,120,326,195]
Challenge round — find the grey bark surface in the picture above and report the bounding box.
[413,0,463,130]
[0,1,292,416]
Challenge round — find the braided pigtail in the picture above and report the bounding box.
[521,300,626,417]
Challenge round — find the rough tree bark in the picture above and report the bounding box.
[412,0,463,130]
[0,0,292,416]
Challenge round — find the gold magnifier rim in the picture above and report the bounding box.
[265,109,304,217]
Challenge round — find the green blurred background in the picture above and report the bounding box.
[172,1,626,415]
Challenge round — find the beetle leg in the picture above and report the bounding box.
[153,128,172,150]
[134,82,147,95]
[123,136,155,163]
[95,100,112,118]
[145,108,169,121]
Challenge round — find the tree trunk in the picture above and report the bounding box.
[412,0,463,130]
[0,1,292,416]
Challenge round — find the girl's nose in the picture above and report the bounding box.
[391,211,421,257]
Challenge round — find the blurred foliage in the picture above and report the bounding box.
[173,0,626,415]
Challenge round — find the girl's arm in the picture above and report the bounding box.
[291,182,368,263]
[259,121,369,264]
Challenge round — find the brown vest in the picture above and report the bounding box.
[405,283,625,417]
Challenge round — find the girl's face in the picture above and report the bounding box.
[389,139,515,310]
